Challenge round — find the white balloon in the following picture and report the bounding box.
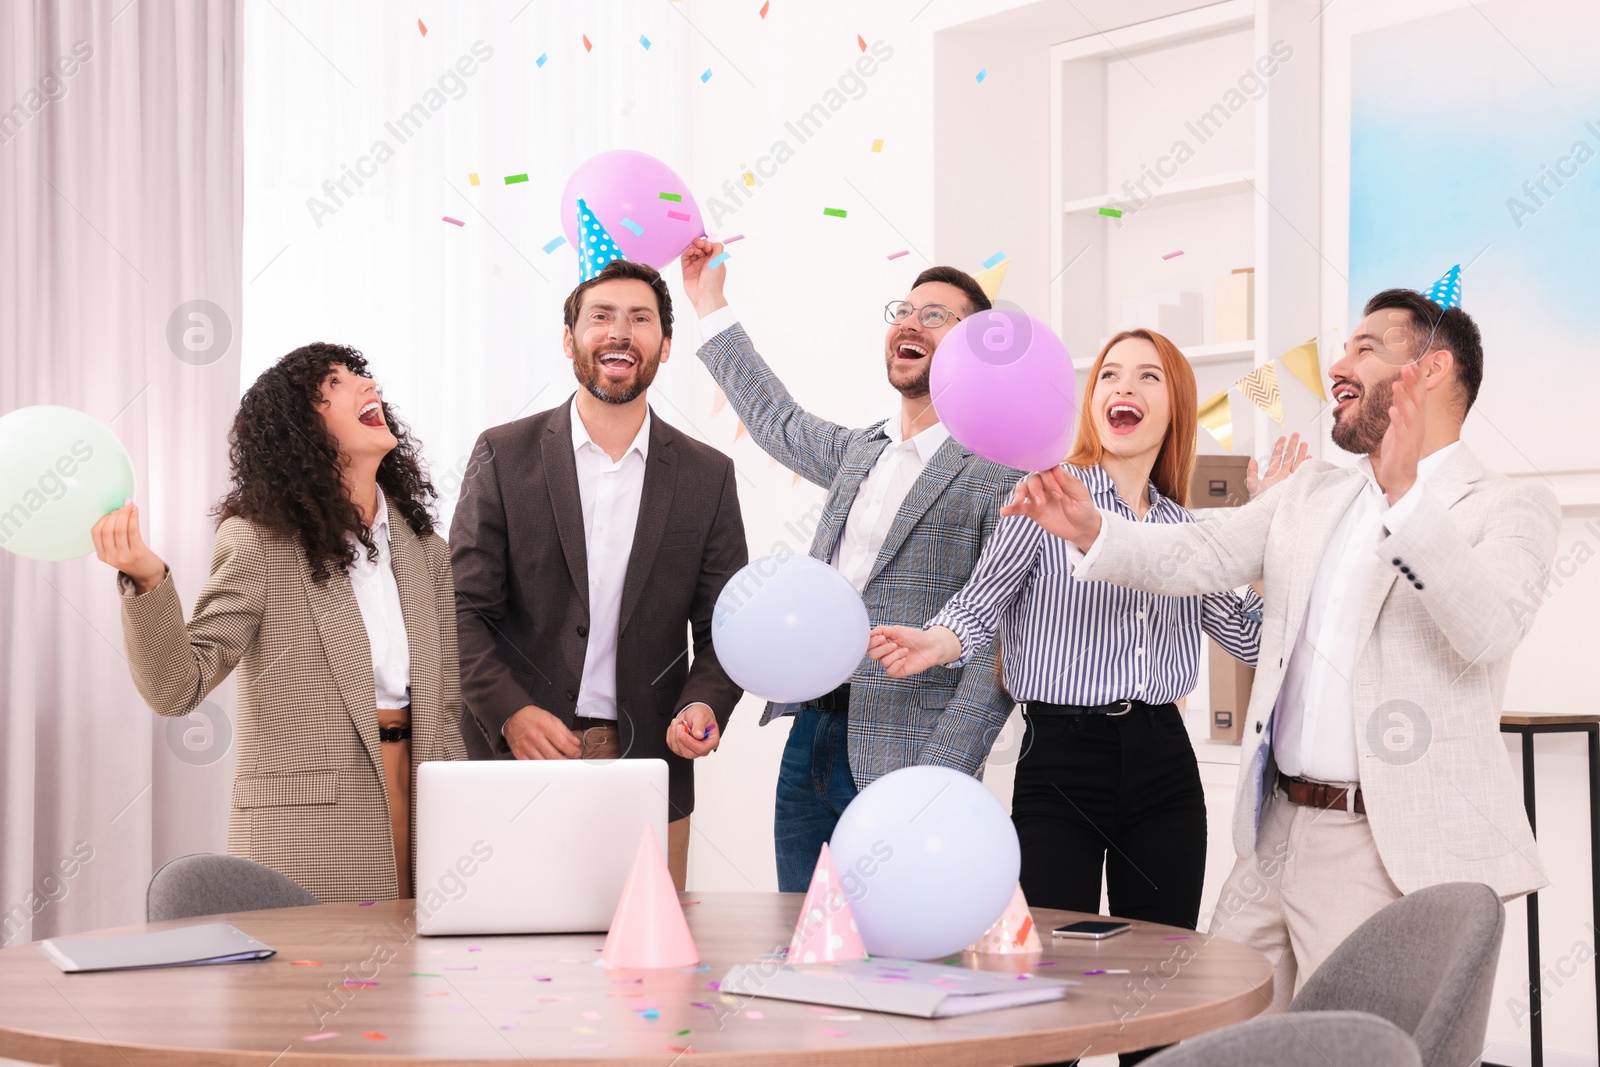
[711,554,869,703]
[830,766,1020,960]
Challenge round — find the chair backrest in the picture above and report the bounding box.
[1141,1011,1422,1067]
[147,853,318,922]
[1289,882,1504,1067]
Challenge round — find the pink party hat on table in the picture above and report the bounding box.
[965,883,1042,954]
[601,824,699,968]
[788,843,868,965]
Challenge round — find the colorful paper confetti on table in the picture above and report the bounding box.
[536,52,548,67]
[982,251,1007,269]
[823,207,847,218]
[542,236,566,253]
[441,216,464,227]
[362,1032,387,1041]
[504,173,528,184]
[468,172,479,186]
[759,0,770,16]
[618,217,644,236]
[887,250,909,260]
[700,68,713,83]
[290,960,323,966]
[358,901,374,906]
[417,19,426,36]
[1098,206,1122,217]
[666,209,691,221]
[582,34,592,52]
[707,251,731,269]
[976,68,988,83]
[639,34,651,49]
[302,1032,339,1042]
[659,192,683,202]
[1162,250,1185,260]
[871,138,884,152]
[857,34,867,51]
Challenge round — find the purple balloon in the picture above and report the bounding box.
[560,150,704,269]
[928,309,1077,471]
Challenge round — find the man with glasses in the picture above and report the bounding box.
[680,237,1018,890]
[1000,287,1559,1010]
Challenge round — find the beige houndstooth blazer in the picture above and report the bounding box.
[1074,445,1560,899]
[120,500,467,902]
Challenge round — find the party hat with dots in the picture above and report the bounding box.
[1424,264,1461,310]
[787,843,868,965]
[578,197,626,282]
[965,883,1042,954]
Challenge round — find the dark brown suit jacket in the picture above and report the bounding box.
[449,397,747,818]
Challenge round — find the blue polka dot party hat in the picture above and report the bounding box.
[577,197,625,281]
[1424,264,1461,310]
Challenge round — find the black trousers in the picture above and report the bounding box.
[1013,702,1207,1067]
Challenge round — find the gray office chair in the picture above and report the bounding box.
[1290,882,1504,1067]
[147,853,318,922]
[1141,1011,1421,1067]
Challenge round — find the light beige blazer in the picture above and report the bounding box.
[1076,445,1560,898]
[120,500,467,902]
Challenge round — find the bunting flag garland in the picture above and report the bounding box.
[1235,362,1283,423]
[711,386,727,415]
[1277,339,1325,401]
[734,421,747,443]
[1197,389,1234,452]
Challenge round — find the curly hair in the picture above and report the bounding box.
[215,342,437,582]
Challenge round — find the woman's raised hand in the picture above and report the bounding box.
[91,503,167,595]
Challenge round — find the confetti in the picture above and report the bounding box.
[425,991,449,998]
[418,19,426,36]
[820,1027,846,1037]
[1098,207,1122,218]
[468,946,481,952]
[583,35,592,52]
[707,981,721,989]
[640,1008,661,1019]
[822,207,847,218]
[342,980,379,988]
[975,68,987,83]
[358,901,374,906]
[743,172,755,186]
[302,1032,338,1042]
[721,235,744,244]
[857,35,867,51]
[542,236,567,254]
[759,0,770,16]
[707,251,731,270]
[536,976,552,981]
[675,1028,692,1035]
[290,960,323,967]
[982,251,1006,269]
[640,34,652,49]
[871,138,884,152]
[536,53,548,67]
[1083,969,1106,976]
[362,1032,387,1041]
[691,1001,715,1010]
[700,68,713,83]
[441,216,464,227]
[667,209,692,221]
[665,1048,692,1055]
[1162,250,1185,260]
[468,173,479,186]
[887,250,909,260]
[618,217,645,236]
[659,192,683,201]
[504,173,529,185]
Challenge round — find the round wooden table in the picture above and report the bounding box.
[0,893,1272,1065]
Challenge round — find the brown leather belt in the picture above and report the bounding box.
[1279,773,1366,815]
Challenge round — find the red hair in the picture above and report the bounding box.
[1063,329,1198,507]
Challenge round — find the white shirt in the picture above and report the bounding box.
[346,486,411,710]
[1273,442,1461,783]
[700,299,950,594]
[570,396,651,721]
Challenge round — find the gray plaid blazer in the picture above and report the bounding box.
[698,323,1017,785]
[119,503,467,904]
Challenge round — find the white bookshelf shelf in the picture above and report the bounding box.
[1074,339,1256,371]
[1061,169,1257,217]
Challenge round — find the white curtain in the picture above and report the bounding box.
[242,0,695,535]
[0,0,242,943]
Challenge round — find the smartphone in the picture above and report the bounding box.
[1052,920,1132,939]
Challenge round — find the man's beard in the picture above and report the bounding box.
[573,338,661,405]
[1330,373,1394,454]
[884,333,933,399]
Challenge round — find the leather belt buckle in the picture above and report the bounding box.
[1107,700,1133,716]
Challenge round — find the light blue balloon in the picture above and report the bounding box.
[830,766,1020,960]
[711,553,869,703]
[0,406,136,561]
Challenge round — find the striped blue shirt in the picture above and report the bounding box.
[928,464,1262,705]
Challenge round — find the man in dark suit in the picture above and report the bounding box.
[450,259,747,890]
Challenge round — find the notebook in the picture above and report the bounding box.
[718,958,1075,1018]
[40,922,275,973]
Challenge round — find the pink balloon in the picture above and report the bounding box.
[560,150,704,269]
[928,309,1077,471]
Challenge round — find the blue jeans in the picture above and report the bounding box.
[774,706,859,892]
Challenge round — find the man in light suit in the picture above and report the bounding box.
[1002,287,1560,1007]
[680,237,1017,891]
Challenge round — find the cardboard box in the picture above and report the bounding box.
[1208,638,1254,743]
[1119,291,1203,348]
[1215,268,1255,344]
[1189,455,1251,510]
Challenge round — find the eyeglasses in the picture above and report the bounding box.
[884,301,962,329]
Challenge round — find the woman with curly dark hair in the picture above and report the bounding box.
[91,342,466,902]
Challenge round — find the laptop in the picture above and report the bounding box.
[414,759,669,936]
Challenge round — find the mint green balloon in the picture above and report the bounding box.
[0,406,136,561]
